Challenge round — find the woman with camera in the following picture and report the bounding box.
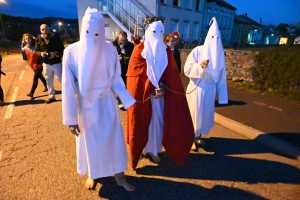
[22,33,48,99]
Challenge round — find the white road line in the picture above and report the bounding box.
[0,151,2,161]
[4,87,19,119]
[18,70,25,80]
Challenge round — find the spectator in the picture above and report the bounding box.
[0,55,6,106]
[164,33,181,73]
[35,24,64,104]
[22,34,48,99]
[112,31,134,85]
[62,7,136,192]
[131,35,141,46]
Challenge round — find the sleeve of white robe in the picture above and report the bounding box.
[111,50,136,109]
[216,66,228,104]
[62,47,79,125]
[184,47,205,79]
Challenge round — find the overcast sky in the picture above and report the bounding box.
[0,0,300,25]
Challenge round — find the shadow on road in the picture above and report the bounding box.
[215,99,247,107]
[264,132,300,147]
[135,139,300,185]
[3,99,46,106]
[95,176,267,200]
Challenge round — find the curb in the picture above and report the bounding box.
[214,112,300,161]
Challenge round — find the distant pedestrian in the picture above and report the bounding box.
[62,7,136,192]
[164,33,181,73]
[112,31,134,85]
[21,33,48,99]
[35,24,64,104]
[0,55,6,106]
[184,18,228,149]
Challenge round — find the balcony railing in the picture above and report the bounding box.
[97,0,146,36]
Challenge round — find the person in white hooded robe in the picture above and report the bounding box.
[62,7,136,191]
[184,17,228,149]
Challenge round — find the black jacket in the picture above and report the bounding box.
[112,39,134,75]
[35,34,64,65]
[172,47,181,73]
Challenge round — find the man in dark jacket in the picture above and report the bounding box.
[35,24,64,103]
[112,31,134,85]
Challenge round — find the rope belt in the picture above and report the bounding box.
[135,80,201,103]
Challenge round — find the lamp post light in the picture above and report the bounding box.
[58,22,62,30]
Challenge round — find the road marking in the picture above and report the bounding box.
[4,87,19,119]
[0,151,2,161]
[18,70,25,80]
[253,101,282,111]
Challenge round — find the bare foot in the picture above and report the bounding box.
[198,138,206,145]
[191,142,197,150]
[194,137,206,145]
[85,177,97,190]
[118,181,136,192]
[148,152,161,163]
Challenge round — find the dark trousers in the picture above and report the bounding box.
[0,85,3,101]
[30,69,47,95]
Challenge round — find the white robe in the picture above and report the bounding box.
[185,46,228,136]
[62,41,135,179]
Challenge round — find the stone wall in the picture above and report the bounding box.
[179,49,258,83]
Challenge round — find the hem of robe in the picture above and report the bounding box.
[82,159,128,179]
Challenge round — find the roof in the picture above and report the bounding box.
[206,0,237,10]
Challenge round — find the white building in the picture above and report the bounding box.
[202,0,236,46]
[76,0,236,45]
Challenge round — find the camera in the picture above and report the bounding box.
[43,51,49,58]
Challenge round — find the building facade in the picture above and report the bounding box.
[76,0,236,45]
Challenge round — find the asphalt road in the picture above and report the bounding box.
[180,74,300,147]
[0,54,299,199]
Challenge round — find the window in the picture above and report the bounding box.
[183,22,189,41]
[185,0,191,9]
[219,10,224,29]
[171,20,178,33]
[206,8,211,27]
[192,23,199,41]
[223,12,227,30]
[160,0,166,4]
[173,0,179,7]
[214,9,218,17]
[227,13,231,29]
[196,0,201,11]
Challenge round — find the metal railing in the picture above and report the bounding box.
[97,0,146,36]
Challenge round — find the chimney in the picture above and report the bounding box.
[260,18,262,24]
[245,13,248,17]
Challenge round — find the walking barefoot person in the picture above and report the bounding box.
[62,7,135,191]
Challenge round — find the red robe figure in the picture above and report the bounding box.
[126,17,194,170]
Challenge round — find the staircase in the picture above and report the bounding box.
[97,0,147,37]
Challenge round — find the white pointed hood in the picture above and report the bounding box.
[141,21,168,88]
[202,17,225,82]
[78,7,107,103]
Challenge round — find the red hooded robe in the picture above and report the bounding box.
[126,42,194,170]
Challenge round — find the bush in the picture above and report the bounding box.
[253,46,300,101]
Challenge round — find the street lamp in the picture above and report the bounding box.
[58,22,62,30]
